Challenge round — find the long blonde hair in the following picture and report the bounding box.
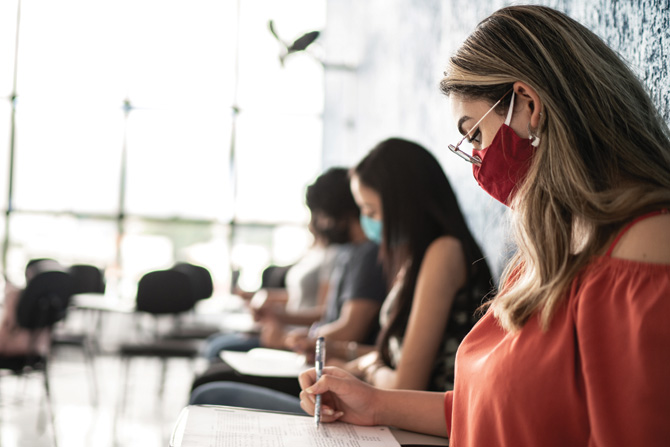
[440,5,670,331]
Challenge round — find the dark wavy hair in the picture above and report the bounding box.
[353,138,494,367]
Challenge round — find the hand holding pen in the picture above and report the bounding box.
[299,366,378,427]
[314,336,325,429]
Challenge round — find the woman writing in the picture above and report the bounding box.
[299,6,670,446]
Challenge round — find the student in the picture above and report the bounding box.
[298,6,670,446]
[190,167,387,396]
[231,173,351,314]
[334,137,493,391]
[0,281,49,356]
[201,214,338,360]
[190,139,493,410]
[0,259,67,356]
[250,167,387,350]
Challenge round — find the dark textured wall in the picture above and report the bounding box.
[560,0,670,118]
[322,0,670,276]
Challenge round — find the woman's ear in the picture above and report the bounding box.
[513,81,543,129]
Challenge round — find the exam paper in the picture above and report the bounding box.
[176,405,401,447]
[220,348,309,378]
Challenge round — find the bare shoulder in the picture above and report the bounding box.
[415,236,467,301]
[424,235,465,265]
[419,236,467,283]
[611,212,670,264]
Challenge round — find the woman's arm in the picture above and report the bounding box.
[315,299,382,342]
[273,307,324,326]
[577,212,670,445]
[370,236,466,390]
[299,366,449,437]
[283,300,381,358]
[250,287,326,327]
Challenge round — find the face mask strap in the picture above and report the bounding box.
[505,91,541,146]
[504,91,515,126]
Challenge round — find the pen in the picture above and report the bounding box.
[314,336,325,429]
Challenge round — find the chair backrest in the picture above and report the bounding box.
[18,261,75,329]
[25,258,59,280]
[68,264,106,294]
[261,264,293,289]
[135,269,195,315]
[171,262,213,301]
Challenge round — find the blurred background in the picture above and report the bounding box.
[1,0,668,296]
[0,0,667,446]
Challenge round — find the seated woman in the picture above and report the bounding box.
[200,167,384,361]
[201,218,338,360]
[190,138,494,409]
[335,137,493,391]
[191,167,387,395]
[298,6,670,445]
[0,282,50,356]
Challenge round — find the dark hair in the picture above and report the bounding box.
[305,167,360,244]
[353,138,493,367]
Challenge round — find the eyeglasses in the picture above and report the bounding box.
[447,89,512,165]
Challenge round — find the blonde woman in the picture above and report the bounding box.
[298,5,670,446]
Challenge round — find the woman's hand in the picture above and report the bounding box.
[285,328,309,350]
[326,357,350,369]
[300,366,450,437]
[250,290,285,322]
[298,366,380,426]
[258,318,287,349]
[283,328,316,363]
[340,350,378,379]
[358,352,386,383]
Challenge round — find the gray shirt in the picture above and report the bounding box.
[321,241,387,345]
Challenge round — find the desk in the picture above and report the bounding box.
[68,293,136,351]
[72,293,135,313]
[170,405,449,447]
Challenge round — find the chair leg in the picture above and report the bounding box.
[85,308,102,354]
[18,373,30,403]
[158,357,167,401]
[83,339,99,407]
[112,356,131,447]
[42,362,59,447]
[118,356,131,415]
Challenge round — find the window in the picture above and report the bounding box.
[0,0,326,294]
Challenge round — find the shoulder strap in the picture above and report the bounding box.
[605,209,669,257]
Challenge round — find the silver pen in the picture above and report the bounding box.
[314,336,325,429]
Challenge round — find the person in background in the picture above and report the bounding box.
[230,179,346,316]
[0,282,49,356]
[201,214,338,360]
[190,167,387,398]
[298,6,670,446]
[332,137,493,391]
[201,168,384,361]
[189,137,494,412]
[0,259,68,356]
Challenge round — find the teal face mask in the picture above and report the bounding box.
[360,215,383,244]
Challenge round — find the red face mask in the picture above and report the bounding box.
[471,93,537,206]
